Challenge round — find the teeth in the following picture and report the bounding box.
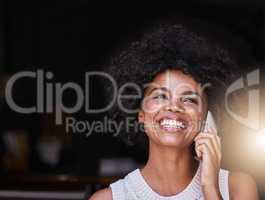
[160,119,185,129]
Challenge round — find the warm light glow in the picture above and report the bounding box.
[255,132,265,151]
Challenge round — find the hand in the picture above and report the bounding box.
[194,128,222,199]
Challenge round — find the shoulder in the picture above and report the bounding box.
[229,171,259,200]
[89,187,112,200]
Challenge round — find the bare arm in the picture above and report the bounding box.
[229,172,259,200]
[89,188,112,200]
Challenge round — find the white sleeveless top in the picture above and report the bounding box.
[110,166,230,200]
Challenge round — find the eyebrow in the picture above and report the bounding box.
[146,87,169,95]
[181,91,201,97]
[146,87,201,97]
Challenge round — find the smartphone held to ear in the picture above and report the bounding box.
[195,111,218,161]
[201,111,217,135]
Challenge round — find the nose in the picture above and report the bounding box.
[164,99,185,113]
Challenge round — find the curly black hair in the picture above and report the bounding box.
[103,18,248,152]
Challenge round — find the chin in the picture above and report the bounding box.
[152,132,187,147]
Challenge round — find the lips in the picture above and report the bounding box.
[157,114,189,133]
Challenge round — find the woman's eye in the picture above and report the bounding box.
[153,94,168,100]
[183,97,198,104]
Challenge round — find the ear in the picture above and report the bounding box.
[138,109,145,123]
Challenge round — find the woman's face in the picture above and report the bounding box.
[138,69,208,148]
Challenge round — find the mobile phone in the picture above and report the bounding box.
[202,111,217,134]
[195,111,218,161]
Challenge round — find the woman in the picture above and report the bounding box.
[90,20,259,200]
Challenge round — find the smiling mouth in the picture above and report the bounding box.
[158,118,188,133]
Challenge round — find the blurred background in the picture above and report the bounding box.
[0,0,265,199]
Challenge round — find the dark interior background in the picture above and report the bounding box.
[0,0,265,198]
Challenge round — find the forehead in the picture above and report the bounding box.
[146,69,203,94]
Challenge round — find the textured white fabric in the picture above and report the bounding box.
[110,165,230,200]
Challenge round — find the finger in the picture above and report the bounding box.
[196,128,218,137]
[195,133,221,150]
[195,142,202,160]
[208,126,221,147]
[196,143,212,159]
[209,126,218,135]
[195,134,221,159]
[195,138,216,156]
[196,142,221,164]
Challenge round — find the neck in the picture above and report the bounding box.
[140,141,199,196]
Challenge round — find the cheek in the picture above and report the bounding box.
[141,99,165,113]
[188,109,204,132]
[140,99,164,135]
[194,112,203,132]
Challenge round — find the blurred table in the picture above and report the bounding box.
[0,174,120,200]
